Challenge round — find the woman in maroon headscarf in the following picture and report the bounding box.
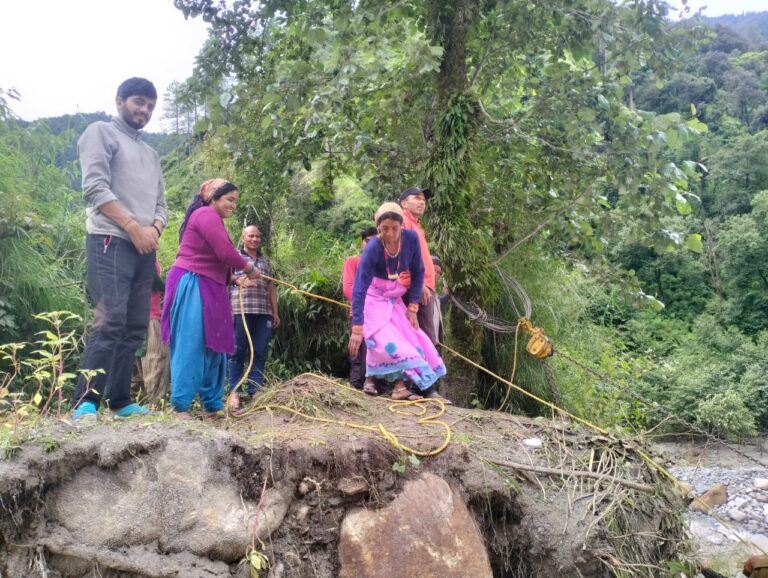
[161,178,260,418]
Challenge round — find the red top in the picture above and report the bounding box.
[401,210,436,291]
[150,260,163,320]
[342,254,361,318]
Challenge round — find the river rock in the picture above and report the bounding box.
[691,483,728,513]
[729,509,747,522]
[48,437,269,562]
[338,472,492,578]
[756,478,768,490]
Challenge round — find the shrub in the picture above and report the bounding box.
[696,390,757,441]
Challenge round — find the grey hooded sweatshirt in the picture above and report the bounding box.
[78,115,167,240]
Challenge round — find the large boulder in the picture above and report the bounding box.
[339,472,492,578]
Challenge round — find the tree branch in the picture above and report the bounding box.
[469,25,497,87]
[491,214,557,266]
[485,457,655,493]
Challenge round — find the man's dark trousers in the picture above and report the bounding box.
[72,234,154,410]
[349,318,367,389]
[229,313,273,395]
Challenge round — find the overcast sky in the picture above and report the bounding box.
[677,0,767,17]
[0,0,209,127]
[1,0,765,126]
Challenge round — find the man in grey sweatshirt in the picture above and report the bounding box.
[72,77,167,419]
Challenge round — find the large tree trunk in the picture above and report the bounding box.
[425,0,488,407]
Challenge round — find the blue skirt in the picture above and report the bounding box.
[169,272,226,412]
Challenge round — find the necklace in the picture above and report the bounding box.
[383,240,401,280]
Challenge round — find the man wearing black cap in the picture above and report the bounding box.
[71,77,167,420]
[399,187,438,339]
[400,187,451,403]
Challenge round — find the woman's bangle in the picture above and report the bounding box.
[407,304,419,313]
[243,263,255,275]
[152,223,162,237]
[351,325,363,335]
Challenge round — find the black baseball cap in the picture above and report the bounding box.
[399,186,433,203]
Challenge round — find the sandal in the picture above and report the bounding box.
[204,411,226,421]
[391,387,423,401]
[362,379,379,396]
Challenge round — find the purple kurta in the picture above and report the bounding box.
[160,206,247,355]
[161,266,236,354]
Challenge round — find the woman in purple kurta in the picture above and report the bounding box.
[161,178,260,417]
[349,202,446,400]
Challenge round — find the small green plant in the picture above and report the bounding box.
[392,453,420,475]
[0,311,99,456]
[24,311,83,417]
[41,435,59,453]
[240,545,269,578]
[469,395,484,410]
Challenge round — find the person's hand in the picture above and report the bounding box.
[272,314,281,329]
[247,267,261,280]
[420,287,433,306]
[406,309,419,329]
[126,221,158,255]
[349,332,363,357]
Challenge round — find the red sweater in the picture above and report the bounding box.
[401,210,436,291]
[342,255,361,318]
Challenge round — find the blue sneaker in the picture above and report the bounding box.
[72,401,98,421]
[112,403,151,418]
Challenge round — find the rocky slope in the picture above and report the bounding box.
[0,375,689,577]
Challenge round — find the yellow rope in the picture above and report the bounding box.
[261,273,351,309]
[235,286,255,393]
[232,372,451,457]
[217,267,768,562]
[437,340,768,555]
[231,268,768,553]
[498,319,521,412]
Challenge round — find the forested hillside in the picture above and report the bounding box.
[704,11,768,42]
[3,4,768,441]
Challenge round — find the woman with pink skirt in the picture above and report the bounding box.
[348,202,446,400]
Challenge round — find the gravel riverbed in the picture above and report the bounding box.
[657,442,768,577]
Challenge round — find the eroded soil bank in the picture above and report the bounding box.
[0,375,688,577]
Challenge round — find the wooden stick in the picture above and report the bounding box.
[485,457,656,493]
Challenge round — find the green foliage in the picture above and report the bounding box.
[316,175,378,239]
[1,312,95,457]
[696,390,757,441]
[392,453,420,475]
[1,2,765,442]
[0,113,86,343]
[716,191,768,333]
[268,226,350,375]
